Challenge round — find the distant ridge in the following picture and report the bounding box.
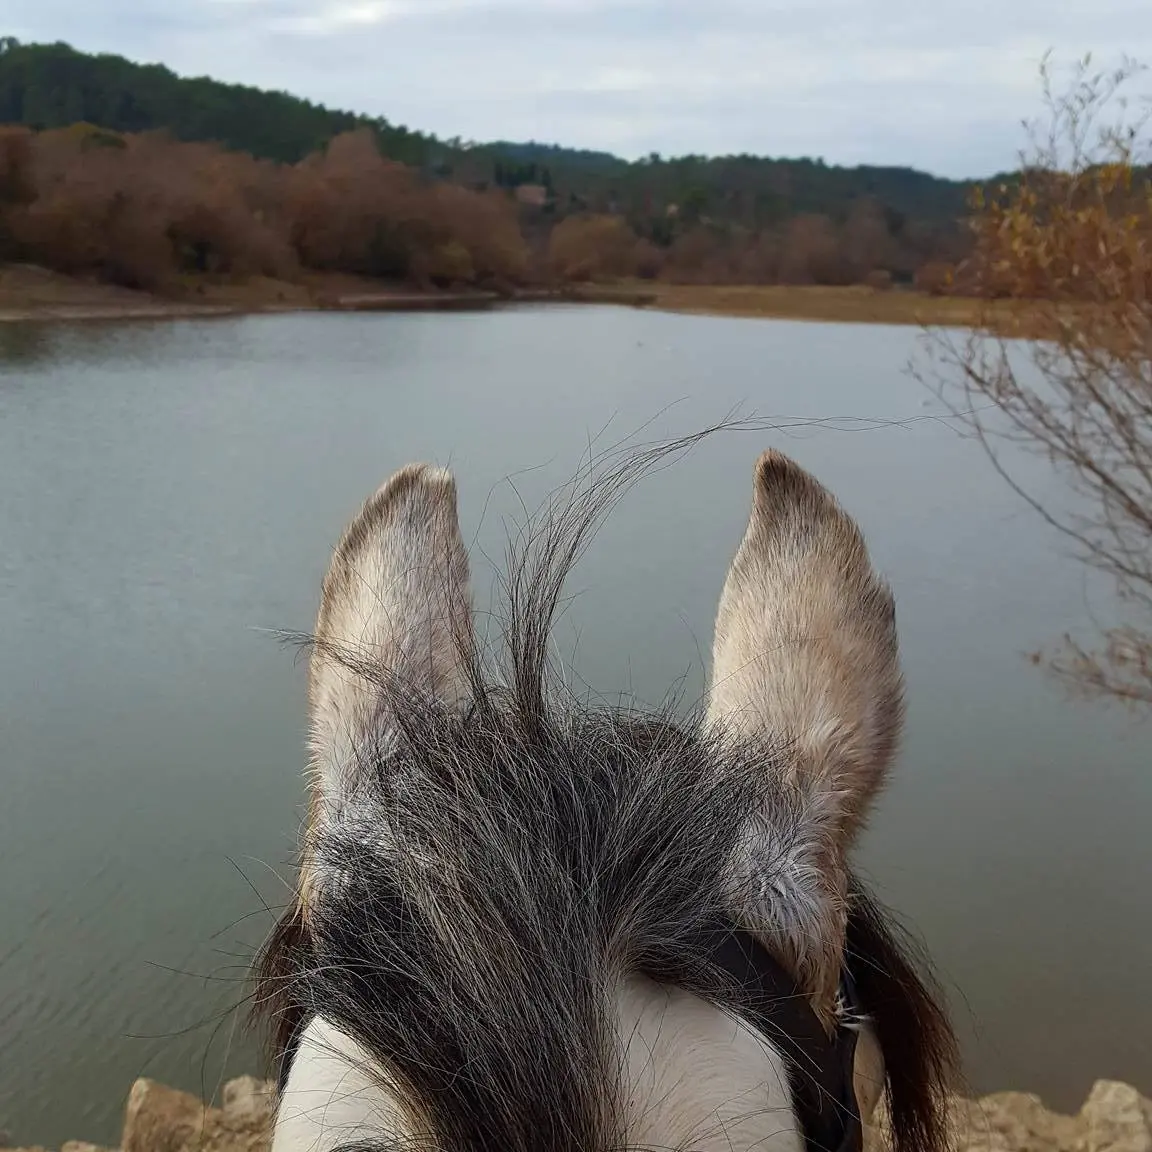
[0,36,979,230]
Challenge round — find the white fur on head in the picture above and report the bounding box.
[304,464,474,891]
[274,1018,413,1152]
[616,976,802,1152]
[706,450,904,1004]
[274,988,804,1152]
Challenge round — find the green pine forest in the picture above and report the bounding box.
[0,37,990,294]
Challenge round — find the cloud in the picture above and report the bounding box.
[7,0,1152,176]
[271,2,407,34]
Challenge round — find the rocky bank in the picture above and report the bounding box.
[4,1076,1150,1152]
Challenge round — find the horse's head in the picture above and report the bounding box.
[253,448,958,1152]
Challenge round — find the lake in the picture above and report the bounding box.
[0,306,1147,1147]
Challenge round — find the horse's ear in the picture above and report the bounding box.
[306,464,474,829]
[706,451,904,991]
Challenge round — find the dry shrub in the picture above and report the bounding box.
[429,182,529,286]
[967,165,1152,301]
[11,128,297,289]
[659,226,729,283]
[779,214,851,285]
[0,126,35,206]
[2,123,530,292]
[632,238,664,279]
[285,130,527,287]
[914,261,955,295]
[284,132,420,277]
[0,125,35,258]
[732,232,781,284]
[141,138,297,280]
[864,268,894,291]
[547,214,639,281]
[843,199,899,280]
[0,122,1000,295]
[13,130,173,288]
[919,53,1152,707]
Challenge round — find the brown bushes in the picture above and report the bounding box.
[547,213,642,281]
[660,227,734,283]
[652,213,893,288]
[914,261,956,296]
[0,120,973,295]
[778,214,852,285]
[731,233,781,284]
[631,238,664,279]
[0,126,34,205]
[0,125,35,257]
[842,198,899,281]
[964,164,1152,303]
[10,128,297,289]
[0,124,529,292]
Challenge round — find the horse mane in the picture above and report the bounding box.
[845,881,960,1152]
[249,425,960,1152]
[251,860,959,1152]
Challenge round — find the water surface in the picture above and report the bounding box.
[0,307,1147,1145]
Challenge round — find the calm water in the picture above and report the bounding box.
[0,308,1148,1146]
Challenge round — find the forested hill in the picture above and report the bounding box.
[0,37,976,229]
[0,37,438,164]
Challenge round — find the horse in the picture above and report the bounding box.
[251,442,959,1152]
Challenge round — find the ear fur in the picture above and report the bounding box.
[707,450,904,1002]
[303,464,474,895]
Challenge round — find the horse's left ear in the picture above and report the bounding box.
[706,451,904,993]
[305,465,474,850]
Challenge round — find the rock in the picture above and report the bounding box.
[221,1078,276,1125]
[13,1071,1151,1152]
[1081,1080,1152,1152]
[948,1091,1083,1151]
[122,1079,271,1152]
[866,1082,1152,1152]
[122,1080,203,1152]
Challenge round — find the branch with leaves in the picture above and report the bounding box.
[915,52,1152,708]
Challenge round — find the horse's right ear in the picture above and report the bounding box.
[305,465,474,856]
[706,449,903,842]
[705,450,904,995]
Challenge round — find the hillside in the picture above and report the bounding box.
[0,37,976,230]
[0,37,449,166]
[0,36,992,297]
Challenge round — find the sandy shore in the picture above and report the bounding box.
[0,264,1030,332]
[0,264,517,323]
[584,279,1050,335]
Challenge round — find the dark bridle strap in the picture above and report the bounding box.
[688,924,863,1152]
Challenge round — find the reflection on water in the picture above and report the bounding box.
[0,315,255,373]
[0,320,56,367]
[0,308,1147,1146]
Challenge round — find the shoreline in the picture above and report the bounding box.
[0,265,1028,331]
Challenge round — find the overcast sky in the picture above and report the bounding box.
[8,0,1152,177]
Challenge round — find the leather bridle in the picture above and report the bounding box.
[691,924,863,1152]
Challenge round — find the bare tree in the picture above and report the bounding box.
[915,53,1152,708]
